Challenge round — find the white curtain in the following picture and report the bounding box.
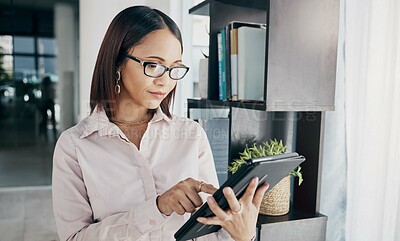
[321,0,400,240]
[345,0,400,240]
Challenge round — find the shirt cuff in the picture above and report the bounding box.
[218,228,235,240]
[130,196,168,235]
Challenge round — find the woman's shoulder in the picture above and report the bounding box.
[154,108,203,131]
[169,114,203,130]
[57,114,99,141]
[167,115,209,141]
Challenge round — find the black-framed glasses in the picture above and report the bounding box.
[122,52,190,80]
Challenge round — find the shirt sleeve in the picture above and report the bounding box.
[195,126,235,241]
[52,131,168,241]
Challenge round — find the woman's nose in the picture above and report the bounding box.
[154,72,173,86]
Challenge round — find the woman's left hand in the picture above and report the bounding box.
[196,177,269,241]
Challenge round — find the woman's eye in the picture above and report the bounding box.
[147,63,158,70]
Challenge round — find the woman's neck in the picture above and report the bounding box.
[113,101,152,123]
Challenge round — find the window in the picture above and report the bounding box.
[0,6,59,187]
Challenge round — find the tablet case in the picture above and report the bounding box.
[174,152,305,241]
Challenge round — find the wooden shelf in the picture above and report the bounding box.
[189,0,266,16]
[187,98,266,111]
[217,0,267,10]
[257,209,325,225]
[257,210,327,241]
[189,0,210,16]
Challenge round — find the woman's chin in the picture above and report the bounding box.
[145,100,162,109]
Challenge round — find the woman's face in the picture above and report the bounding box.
[118,28,182,110]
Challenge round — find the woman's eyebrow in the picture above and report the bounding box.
[146,56,182,64]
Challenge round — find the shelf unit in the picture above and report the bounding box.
[187,98,266,111]
[191,0,339,112]
[187,99,328,240]
[188,0,339,240]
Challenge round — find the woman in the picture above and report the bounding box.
[52,6,269,241]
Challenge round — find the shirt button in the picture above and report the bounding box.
[149,219,156,225]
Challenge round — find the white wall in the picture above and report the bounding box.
[55,3,77,130]
[79,0,145,120]
[172,0,194,117]
[147,0,195,117]
[146,0,169,14]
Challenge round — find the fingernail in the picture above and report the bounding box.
[197,217,205,223]
[207,196,215,204]
[223,187,232,195]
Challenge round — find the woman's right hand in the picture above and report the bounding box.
[157,178,217,216]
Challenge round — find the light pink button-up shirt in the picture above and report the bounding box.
[52,107,234,241]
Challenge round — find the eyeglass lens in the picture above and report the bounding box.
[145,63,165,77]
[144,63,187,80]
[170,67,187,79]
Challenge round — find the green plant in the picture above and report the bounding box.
[228,139,303,185]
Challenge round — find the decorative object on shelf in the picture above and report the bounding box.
[228,139,303,216]
[199,54,208,99]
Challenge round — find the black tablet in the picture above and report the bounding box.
[174,152,305,241]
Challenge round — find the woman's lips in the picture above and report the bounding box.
[149,91,167,99]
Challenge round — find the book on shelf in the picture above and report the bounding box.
[217,21,266,102]
[223,24,232,101]
[217,32,222,100]
[229,25,237,100]
[237,26,266,101]
[217,30,226,100]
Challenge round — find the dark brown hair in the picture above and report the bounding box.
[89,6,183,118]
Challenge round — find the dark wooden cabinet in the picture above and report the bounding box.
[188,0,339,240]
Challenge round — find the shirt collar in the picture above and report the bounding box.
[80,106,172,139]
[152,107,172,123]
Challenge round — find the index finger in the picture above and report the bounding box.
[240,177,259,203]
[200,183,218,195]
